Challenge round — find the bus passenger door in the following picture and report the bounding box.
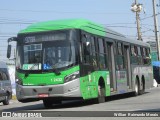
[106,42,117,92]
[80,34,95,99]
[124,45,132,89]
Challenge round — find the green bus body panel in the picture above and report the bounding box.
[16,66,79,85]
[19,19,106,36]
[80,71,110,99]
[16,65,111,99]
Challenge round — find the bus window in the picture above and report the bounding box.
[140,47,144,64]
[98,38,107,69]
[146,48,150,57]
[81,34,91,64]
[130,45,138,64]
[117,42,122,55]
[145,48,151,64]
[137,46,143,65]
[142,48,147,65]
[90,36,97,68]
[131,46,136,56]
[134,46,138,56]
[116,42,125,70]
[137,47,141,56]
[143,48,146,56]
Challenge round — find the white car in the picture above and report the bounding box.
[0,61,12,105]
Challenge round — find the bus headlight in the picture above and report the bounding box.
[64,71,79,83]
[16,78,23,85]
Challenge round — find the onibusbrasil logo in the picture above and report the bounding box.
[1,112,42,118]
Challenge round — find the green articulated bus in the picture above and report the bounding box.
[7,19,153,108]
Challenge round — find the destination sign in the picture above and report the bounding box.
[24,33,67,43]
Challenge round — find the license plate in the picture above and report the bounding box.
[38,93,49,98]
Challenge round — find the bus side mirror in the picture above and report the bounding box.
[7,45,11,59]
[7,37,17,59]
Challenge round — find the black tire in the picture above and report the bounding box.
[97,85,105,103]
[133,80,140,96]
[43,99,61,108]
[53,100,62,104]
[43,100,53,108]
[2,94,10,105]
[139,80,145,95]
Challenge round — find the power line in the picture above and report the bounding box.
[106,25,137,28]
[141,12,160,21]
[0,35,16,37]
[141,15,154,20]
[141,29,153,33]
[0,17,37,22]
[103,23,136,25]
[0,22,33,24]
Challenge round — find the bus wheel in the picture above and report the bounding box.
[133,80,140,96]
[97,85,105,103]
[43,100,53,108]
[139,80,145,95]
[3,94,10,105]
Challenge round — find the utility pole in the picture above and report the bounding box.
[152,0,160,60]
[131,0,143,40]
[135,0,142,41]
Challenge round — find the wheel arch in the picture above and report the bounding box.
[98,76,105,88]
[96,76,106,96]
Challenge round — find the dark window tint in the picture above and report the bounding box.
[98,38,107,69]
[90,37,97,67]
[116,42,125,70]
[130,45,138,64]
[81,34,91,63]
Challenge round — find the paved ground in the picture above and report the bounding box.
[0,86,160,119]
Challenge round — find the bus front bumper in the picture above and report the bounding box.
[16,78,82,101]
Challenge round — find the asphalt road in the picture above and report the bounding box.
[0,86,160,119]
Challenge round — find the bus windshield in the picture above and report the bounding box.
[16,34,76,71]
[43,40,76,70]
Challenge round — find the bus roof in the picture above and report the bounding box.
[18,19,150,47]
[19,19,106,35]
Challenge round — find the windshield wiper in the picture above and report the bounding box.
[50,64,61,75]
[52,69,61,75]
[43,63,61,75]
[24,63,39,78]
